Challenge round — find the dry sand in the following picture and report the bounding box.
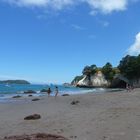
[0,89,140,140]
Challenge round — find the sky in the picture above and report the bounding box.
[0,0,140,84]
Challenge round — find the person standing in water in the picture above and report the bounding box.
[47,87,52,97]
[55,86,59,97]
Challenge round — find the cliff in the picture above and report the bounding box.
[76,71,109,88]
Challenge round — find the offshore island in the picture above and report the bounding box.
[0,80,30,85]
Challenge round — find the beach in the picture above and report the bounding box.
[0,89,140,140]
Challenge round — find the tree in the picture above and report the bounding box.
[71,75,83,85]
[82,66,92,76]
[82,65,97,76]
[90,64,97,75]
[118,55,138,80]
[102,62,114,81]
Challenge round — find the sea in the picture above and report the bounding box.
[0,84,122,102]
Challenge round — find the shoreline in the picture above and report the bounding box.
[0,88,125,103]
[0,88,139,140]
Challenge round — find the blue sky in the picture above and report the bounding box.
[0,0,140,84]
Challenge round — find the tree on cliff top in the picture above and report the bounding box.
[82,65,97,76]
[102,62,118,81]
[118,55,140,80]
[71,75,83,85]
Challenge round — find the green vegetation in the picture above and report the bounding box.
[82,65,98,76]
[102,63,120,81]
[71,75,84,85]
[118,55,140,80]
[0,80,30,84]
[81,63,120,82]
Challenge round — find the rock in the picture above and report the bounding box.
[63,83,72,87]
[90,71,108,87]
[28,94,33,97]
[32,98,40,101]
[24,90,36,94]
[24,114,41,120]
[12,95,22,98]
[77,71,109,88]
[62,94,70,96]
[40,89,48,92]
[71,100,80,105]
[3,133,69,140]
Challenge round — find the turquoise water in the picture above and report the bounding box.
[0,84,121,101]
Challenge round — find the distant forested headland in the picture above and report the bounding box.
[0,80,30,85]
[72,55,140,88]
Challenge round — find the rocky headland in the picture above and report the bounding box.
[71,55,140,88]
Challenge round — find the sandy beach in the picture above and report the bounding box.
[1,89,140,140]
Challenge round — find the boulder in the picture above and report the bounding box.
[24,90,36,94]
[3,133,69,140]
[32,98,40,101]
[24,114,41,120]
[12,95,22,98]
[71,100,80,105]
[62,94,70,96]
[28,94,33,97]
[40,89,48,92]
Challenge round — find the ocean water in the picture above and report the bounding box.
[0,84,121,101]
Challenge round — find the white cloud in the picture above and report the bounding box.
[71,24,86,30]
[86,0,127,14]
[2,0,135,14]
[128,32,140,55]
[3,0,75,9]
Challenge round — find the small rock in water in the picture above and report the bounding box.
[12,95,22,98]
[32,98,40,101]
[24,90,36,94]
[40,89,48,92]
[3,133,69,140]
[71,100,80,105]
[24,114,41,120]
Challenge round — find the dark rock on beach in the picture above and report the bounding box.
[24,114,41,120]
[32,98,40,101]
[12,95,22,98]
[24,90,36,94]
[3,133,69,140]
[28,94,33,97]
[62,94,70,96]
[71,100,80,105]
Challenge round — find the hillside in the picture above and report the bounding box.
[0,80,30,84]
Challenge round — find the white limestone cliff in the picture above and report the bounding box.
[77,71,109,87]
